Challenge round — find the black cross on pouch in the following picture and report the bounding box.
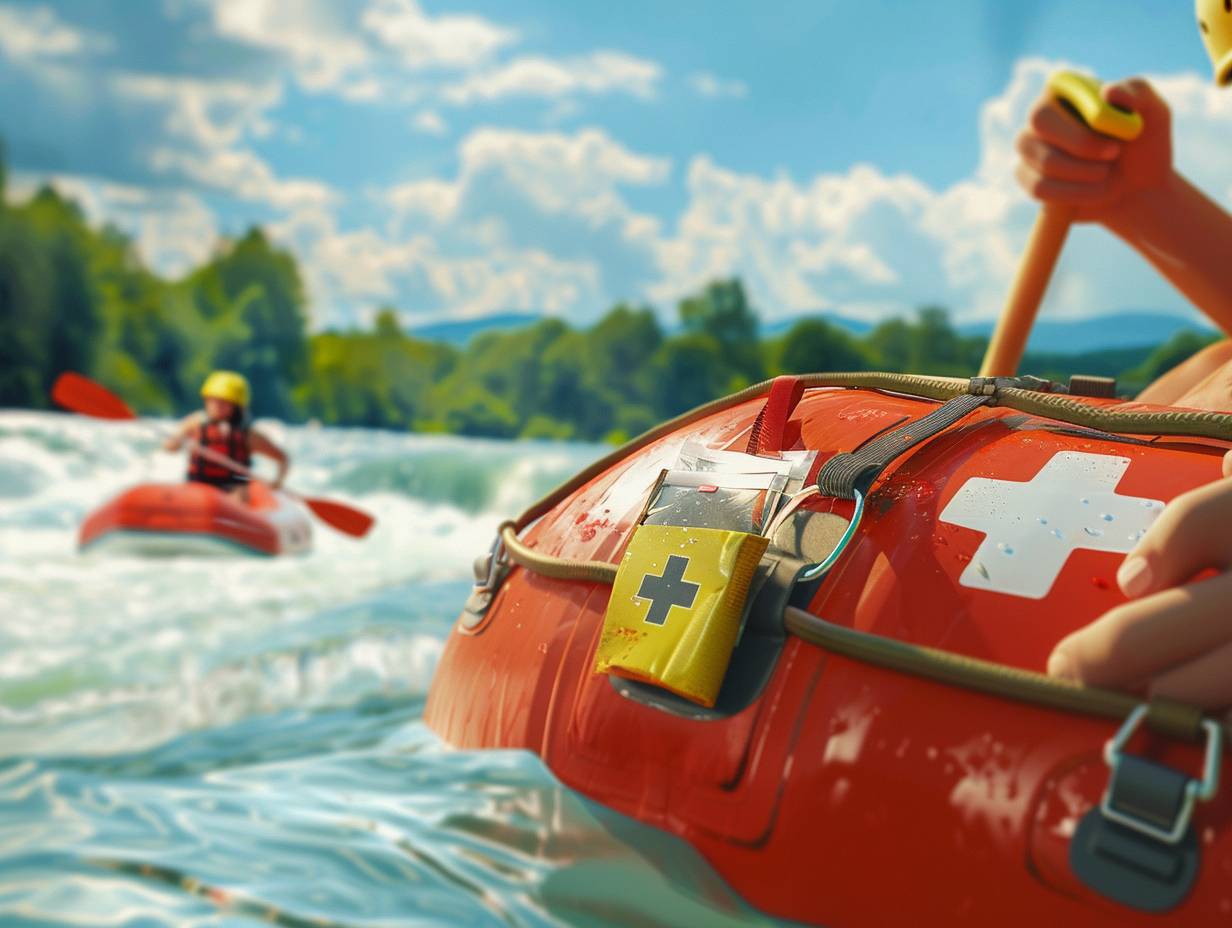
[637,555,701,626]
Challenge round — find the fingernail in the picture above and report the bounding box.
[1047,651,1077,682]
[1118,556,1152,597]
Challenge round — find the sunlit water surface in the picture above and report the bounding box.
[0,412,782,927]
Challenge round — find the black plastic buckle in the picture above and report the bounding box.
[1070,705,1222,912]
[967,375,1059,396]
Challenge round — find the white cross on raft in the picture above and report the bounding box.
[937,451,1165,600]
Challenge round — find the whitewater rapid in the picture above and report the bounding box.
[0,412,597,757]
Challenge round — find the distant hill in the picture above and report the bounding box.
[412,313,541,346]
[765,310,1214,354]
[417,309,1216,355]
[960,312,1216,354]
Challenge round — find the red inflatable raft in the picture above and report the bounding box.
[426,372,1232,926]
[79,481,312,557]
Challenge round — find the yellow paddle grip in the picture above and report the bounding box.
[1047,70,1143,141]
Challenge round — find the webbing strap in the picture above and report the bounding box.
[746,375,804,456]
[816,393,992,499]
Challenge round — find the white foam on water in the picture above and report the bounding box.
[0,411,601,755]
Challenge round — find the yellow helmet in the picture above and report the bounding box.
[1197,0,1232,85]
[200,370,250,407]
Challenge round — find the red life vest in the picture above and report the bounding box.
[187,418,251,485]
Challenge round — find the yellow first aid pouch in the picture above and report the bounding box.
[594,522,768,707]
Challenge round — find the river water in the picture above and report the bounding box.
[0,412,781,927]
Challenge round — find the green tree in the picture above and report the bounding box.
[296,310,456,429]
[424,378,519,437]
[586,303,663,390]
[1122,330,1220,393]
[678,278,763,382]
[642,333,730,418]
[773,318,871,374]
[866,306,981,376]
[188,228,308,419]
[0,208,53,405]
[0,186,102,407]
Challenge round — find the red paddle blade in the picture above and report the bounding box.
[302,496,375,538]
[51,372,136,420]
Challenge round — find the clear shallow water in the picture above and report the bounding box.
[0,412,783,927]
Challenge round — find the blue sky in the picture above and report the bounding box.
[1,0,1226,331]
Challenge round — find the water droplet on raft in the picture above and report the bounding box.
[1101,513,1114,522]
[1037,516,1048,525]
[1051,529,1064,540]
[1084,527,1103,537]
[976,561,990,580]
[1080,497,1090,505]
[830,778,851,806]
[997,542,1014,556]
[1092,576,1110,590]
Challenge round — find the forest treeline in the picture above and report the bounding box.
[0,162,1219,442]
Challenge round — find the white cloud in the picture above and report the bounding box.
[99,69,337,212]
[270,204,602,326]
[462,125,667,188]
[110,72,281,151]
[386,126,670,238]
[205,0,514,101]
[442,52,662,105]
[149,146,337,211]
[269,127,672,324]
[209,0,372,93]
[386,177,457,222]
[411,109,448,136]
[20,17,1232,336]
[420,250,599,320]
[653,58,1232,326]
[361,0,514,71]
[12,172,219,276]
[689,71,747,100]
[0,3,109,60]
[657,157,942,319]
[270,207,431,317]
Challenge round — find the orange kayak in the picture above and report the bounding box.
[78,481,312,557]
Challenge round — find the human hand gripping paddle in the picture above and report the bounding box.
[51,372,375,538]
[979,71,1145,377]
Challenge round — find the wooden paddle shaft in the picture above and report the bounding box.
[979,205,1074,378]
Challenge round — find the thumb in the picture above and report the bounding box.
[1224,449,1232,478]
[1103,77,1169,124]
